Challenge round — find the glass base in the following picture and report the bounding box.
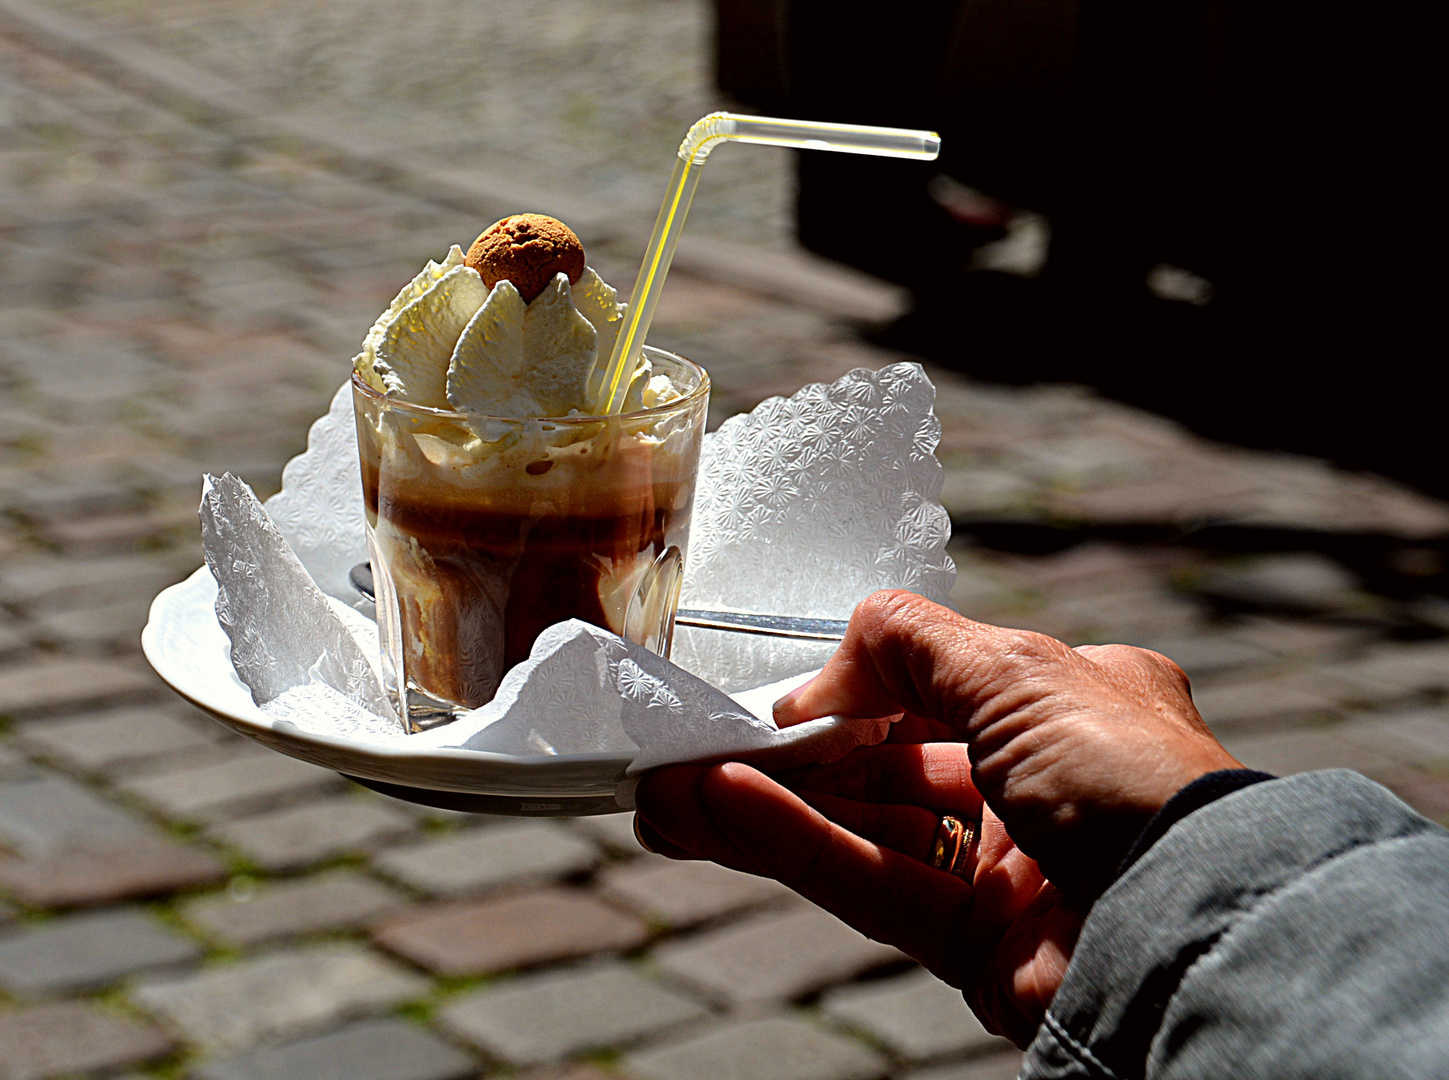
[400,683,470,733]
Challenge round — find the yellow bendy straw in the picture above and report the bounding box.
[597,112,941,414]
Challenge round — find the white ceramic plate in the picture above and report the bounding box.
[142,569,636,815]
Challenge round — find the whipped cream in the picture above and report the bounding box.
[353,247,680,420]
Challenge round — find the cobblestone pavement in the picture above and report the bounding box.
[2,3,1449,1080]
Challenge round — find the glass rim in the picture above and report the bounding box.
[351,344,709,424]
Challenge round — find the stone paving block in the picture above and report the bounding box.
[1228,617,1369,660]
[16,704,227,774]
[191,1018,476,1080]
[0,770,226,904]
[439,961,709,1065]
[0,657,156,718]
[987,542,1157,596]
[902,1052,1026,1080]
[1197,554,1360,613]
[599,857,796,928]
[1401,639,1449,672]
[133,942,429,1051]
[624,1016,889,1080]
[198,274,320,322]
[571,811,649,855]
[944,552,1019,615]
[116,746,342,821]
[0,1000,173,1080]
[372,887,651,975]
[0,907,201,996]
[511,1067,612,1080]
[0,841,226,909]
[374,820,599,897]
[1220,729,1403,779]
[0,553,185,611]
[1314,648,1449,705]
[1380,772,1449,823]
[821,968,1010,1062]
[650,907,903,1007]
[183,870,409,946]
[0,619,25,660]
[1145,634,1275,680]
[208,794,417,870]
[44,506,193,557]
[0,774,152,855]
[5,477,145,523]
[1339,707,1449,766]
[0,743,28,780]
[33,596,157,649]
[1191,675,1341,731]
[1010,586,1201,645]
[0,772,225,906]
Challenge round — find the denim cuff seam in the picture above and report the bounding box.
[1042,1011,1125,1080]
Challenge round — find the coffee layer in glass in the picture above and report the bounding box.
[353,347,708,730]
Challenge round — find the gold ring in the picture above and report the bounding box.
[931,814,978,879]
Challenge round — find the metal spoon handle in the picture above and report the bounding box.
[675,609,848,641]
[349,563,847,642]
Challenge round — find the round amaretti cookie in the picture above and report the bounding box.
[465,214,586,302]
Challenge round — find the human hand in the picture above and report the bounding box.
[634,590,1240,1041]
[634,746,1083,1045]
[770,590,1242,899]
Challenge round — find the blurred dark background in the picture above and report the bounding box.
[713,0,1440,499]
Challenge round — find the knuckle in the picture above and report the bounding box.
[1147,651,1192,689]
[1079,642,1135,662]
[1079,642,1191,688]
[1077,642,1153,671]
[858,589,938,635]
[1123,646,1194,693]
[1000,627,1074,666]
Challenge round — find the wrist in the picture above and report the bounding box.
[1114,769,1277,882]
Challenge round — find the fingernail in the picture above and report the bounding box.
[772,679,812,717]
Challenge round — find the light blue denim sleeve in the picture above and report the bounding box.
[1020,770,1449,1080]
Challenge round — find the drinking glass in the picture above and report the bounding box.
[353,347,708,731]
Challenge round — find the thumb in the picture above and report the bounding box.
[773,590,1067,740]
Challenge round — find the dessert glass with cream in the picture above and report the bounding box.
[352,216,708,731]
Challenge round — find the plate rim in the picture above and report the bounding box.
[142,569,636,798]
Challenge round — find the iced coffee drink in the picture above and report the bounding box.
[351,216,708,729]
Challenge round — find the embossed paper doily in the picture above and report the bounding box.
[674,361,955,691]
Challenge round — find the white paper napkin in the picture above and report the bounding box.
[199,362,955,771]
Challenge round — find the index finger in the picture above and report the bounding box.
[638,762,974,974]
[777,742,983,821]
[771,591,1075,743]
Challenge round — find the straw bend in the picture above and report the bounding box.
[679,111,941,164]
[599,112,940,413]
[679,113,739,163]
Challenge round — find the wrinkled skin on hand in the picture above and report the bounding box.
[634,590,1241,1045]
